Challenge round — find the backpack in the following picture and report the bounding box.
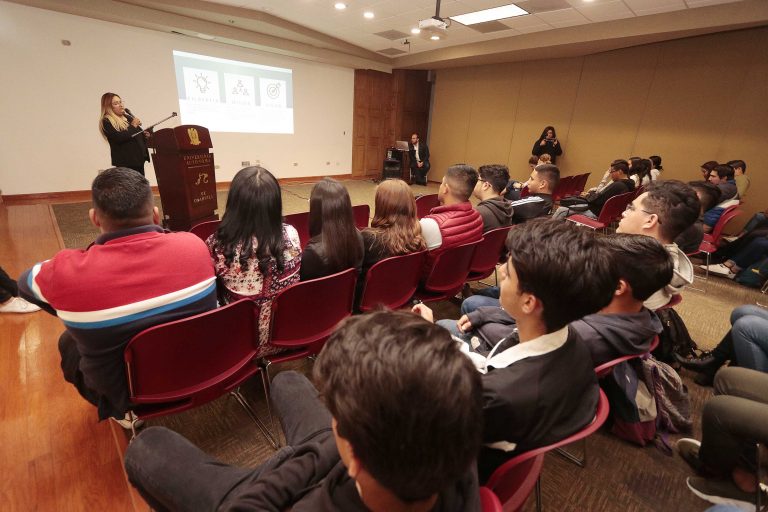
[735,257,768,288]
[602,360,657,446]
[653,307,699,365]
[639,356,692,434]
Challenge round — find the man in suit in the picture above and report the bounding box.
[408,132,430,186]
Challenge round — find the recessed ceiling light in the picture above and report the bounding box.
[196,33,216,40]
[334,2,346,10]
[411,28,421,34]
[450,4,529,26]
[363,11,374,19]
[430,35,440,41]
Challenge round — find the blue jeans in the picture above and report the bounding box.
[460,290,500,316]
[742,212,767,235]
[730,305,768,372]
[124,371,332,512]
[731,237,768,270]
[436,318,473,344]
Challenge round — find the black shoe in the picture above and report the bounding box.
[675,352,722,373]
[676,438,703,473]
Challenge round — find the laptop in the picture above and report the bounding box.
[395,140,410,151]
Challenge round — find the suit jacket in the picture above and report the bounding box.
[408,141,430,171]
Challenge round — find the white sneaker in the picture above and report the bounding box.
[111,411,144,430]
[0,297,41,314]
[700,263,736,278]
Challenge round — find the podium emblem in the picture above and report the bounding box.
[187,127,202,146]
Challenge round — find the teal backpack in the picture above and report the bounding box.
[735,257,768,288]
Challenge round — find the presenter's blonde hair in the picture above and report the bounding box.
[99,92,129,139]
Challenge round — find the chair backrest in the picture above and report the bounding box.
[519,185,530,199]
[479,486,504,512]
[593,335,658,378]
[124,299,257,413]
[269,268,357,353]
[552,175,573,202]
[632,184,646,199]
[416,194,440,219]
[189,220,220,242]
[709,207,742,244]
[283,211,310,249]
[573,173,591,196]
[485,389,609,508]
[359,251,427,312]
[352,204,370,229]
[422,240,480,294]
[596,191,634,224]
[469,226,513,278]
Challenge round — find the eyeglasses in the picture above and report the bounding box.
[625,203,662,224]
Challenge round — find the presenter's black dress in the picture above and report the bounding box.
[102,118,150,175]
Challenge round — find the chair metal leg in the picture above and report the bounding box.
[230,388,280,449]
[554,438,588,468]
[758,442,765,512]
[535,477,542,512]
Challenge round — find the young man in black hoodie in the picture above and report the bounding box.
[473,164,513,231]
[124,311,483,512]
[552,159,634,220]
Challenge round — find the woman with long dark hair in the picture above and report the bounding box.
[206,166,301,355]
[362,179,426,275]
[649,155,663,181]
[300,178,364,281]
[531,126,563,164]
[99,92,149,175]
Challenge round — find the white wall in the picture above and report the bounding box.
[0,1,354,195]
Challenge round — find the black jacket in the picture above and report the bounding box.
[408,141,430,171]
[475,197,513,232]
[300,232,364,282]
[585,179,634,216]
[531,139,563,163]
[101,118,149,170]
[570,309,662,367]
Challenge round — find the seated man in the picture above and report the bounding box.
[17,168,217,426]
[707,163,738,202]
[415,219,616,482]
[473,164,513,231]
[552,159,634,220]
[438,234,669,368]
[675,181,721,254]
[677,367,768,508]
[509,163,559,224]
[420,163,483,268]
[124,311,484,511]
[728,159,749,199]
[616,180,700,310]
[503,155,539,201]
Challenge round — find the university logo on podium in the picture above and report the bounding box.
[187,127,201,146]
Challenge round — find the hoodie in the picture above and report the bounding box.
[570,308,663,367]
[475,197,513,232]
[644,243,694,310]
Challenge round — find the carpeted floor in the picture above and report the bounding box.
[50,179,767,511]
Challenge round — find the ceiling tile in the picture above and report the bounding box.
[686,0,741,6]
[534,7,590,21]
[623,0,685,10]
[575,1,636,21]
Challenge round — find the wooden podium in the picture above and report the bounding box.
[150,125,218,231]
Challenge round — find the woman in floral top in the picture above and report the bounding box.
[206,167,301,356]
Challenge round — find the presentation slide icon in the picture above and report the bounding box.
[260,78,286,108]
[183,67,220,102]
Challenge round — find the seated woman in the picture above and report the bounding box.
[300,178,364,281]
[361,179,426,276]
[206,166,301,355]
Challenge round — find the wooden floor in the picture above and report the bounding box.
[0,203,148,512]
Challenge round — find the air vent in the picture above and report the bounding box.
[378,48,408,56]
[467,20,515,33]
[374,30,410,40]
[514,0,571,14]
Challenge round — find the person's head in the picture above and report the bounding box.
[628,157,641,169]
[528,155,539,170]
[438,164,478,205]
[537,154,552,165]
[474,164,510,200]
[708,164,733,185]
[617,180,700,243]
[314,311,482,508]
[89,167,157,232]
[630,159,651,182]
[700,160,718,179]
[309,177,362,272]
[410,133,419,145]
[604,234,673,307]
[727,159,747,176]
[649,155,663,171]
[369,179,426,254]
[609,159,629,181]
[528,164,559,194]
[100,92,125,118]
[688,180,722,214]
[499,219,615,335]
[540,126,556,140]
[214,166,285,273]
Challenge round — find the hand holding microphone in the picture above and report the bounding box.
[125,108,142,128]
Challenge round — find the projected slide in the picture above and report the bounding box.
[173,50,294,134]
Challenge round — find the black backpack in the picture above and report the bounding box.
[652,307,699,365]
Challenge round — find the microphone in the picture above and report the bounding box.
[125,108,141,127]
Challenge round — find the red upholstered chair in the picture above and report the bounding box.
[485,389,610,512]
[479,486,504,512]
[632,185,646,198]
[415,194,440,219]
[124,299,277,446]
[696,208,742,279]
[551,175,573,203]
[352,204,370,229]
[358,251,427,313]
[594,335,660,379]
[261,267,357,377]
[467,226,513,286]
[567,191,634,233]
[283,211,310,249]
[413,240,481,303]
[572,173,591,196]
[518,185,530,199]
[189,220,220,241]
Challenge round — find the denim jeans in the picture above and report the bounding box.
[460,293,501,316]
[731,237,768,270]
[124,371,333,512]
[730,305,768,372]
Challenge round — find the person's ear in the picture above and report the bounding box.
[88,208,100,229]
[521,292,539,315]
[152,206,160,226]
[616,278,629,296]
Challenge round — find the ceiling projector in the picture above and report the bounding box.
[418,16,448,38]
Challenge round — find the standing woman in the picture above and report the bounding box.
[532,126,563,164]
[99,92,149,175]
[206,166,301,356]
[300,178,364,281]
